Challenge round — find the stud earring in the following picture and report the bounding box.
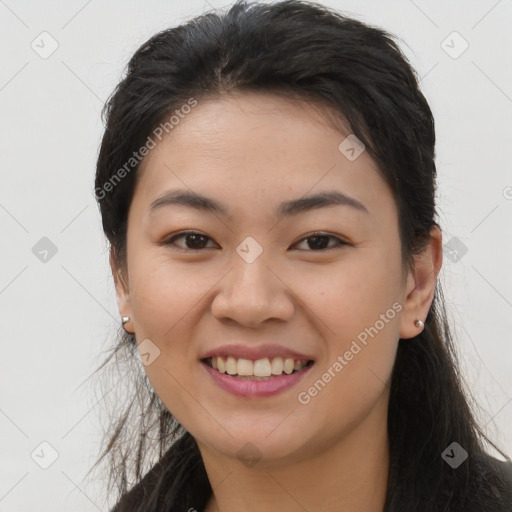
[121,316,133,334]
[415,319,424,331]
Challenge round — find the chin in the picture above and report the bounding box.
[197,428,311,468]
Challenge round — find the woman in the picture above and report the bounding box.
[91,1,512,510]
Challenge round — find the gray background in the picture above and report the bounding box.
[1,0,511,510]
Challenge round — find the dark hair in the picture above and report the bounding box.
[91,1,511,510]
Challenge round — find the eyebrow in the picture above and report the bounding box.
[148,188,369,219]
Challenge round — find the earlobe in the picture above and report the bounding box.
[121,316,133,334]
[399,225,443,340]
[110,251,135,333]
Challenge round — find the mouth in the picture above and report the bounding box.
[201,356,315,381]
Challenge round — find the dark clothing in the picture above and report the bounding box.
[110,442,512,512]
[470,455,512,512]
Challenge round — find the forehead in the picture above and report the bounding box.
[133,91,394,221]
[140,91,353,170]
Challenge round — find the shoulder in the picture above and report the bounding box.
[477,451,512,482]
[494,457,512,479]
[109,434,210,512]
[471,452,512,512]
[492,456,512,491]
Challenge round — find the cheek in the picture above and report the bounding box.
[289,252,402,335]
[126,255,212,407]
[293,254,401,400]
[127,271,201,427]
[129,255,208,336]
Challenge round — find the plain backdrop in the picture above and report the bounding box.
[1,0,511,510]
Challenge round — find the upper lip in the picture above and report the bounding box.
[201,344,315,361]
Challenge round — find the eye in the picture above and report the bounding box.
[160,231,218,250]
[160,231,349,252]
[292,232,348,251]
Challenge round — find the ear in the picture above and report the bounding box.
[110,250,134,333]
[399,225,443,339]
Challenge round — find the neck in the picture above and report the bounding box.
[200,391,390,512]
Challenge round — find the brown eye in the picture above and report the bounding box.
[293,233,348,251]
[161,231,217,250]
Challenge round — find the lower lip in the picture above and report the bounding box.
[201,360,314,398]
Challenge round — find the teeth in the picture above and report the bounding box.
[283,358,294,375]
[237,358,254,376]
[208,356,310,377]
[271,357,284,375]
[226,356,237,375]
[253,358,271,377]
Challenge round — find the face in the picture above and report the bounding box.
[113,91,425,467]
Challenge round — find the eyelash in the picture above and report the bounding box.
[160,231,349,252]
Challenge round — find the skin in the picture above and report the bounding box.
[112,91,443,512]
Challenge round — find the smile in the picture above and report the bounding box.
[200,357,315,398]
[203,356,313,379]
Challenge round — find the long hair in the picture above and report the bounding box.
[90,1,511,510]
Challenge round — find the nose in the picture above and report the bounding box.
[210,252,295,328]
